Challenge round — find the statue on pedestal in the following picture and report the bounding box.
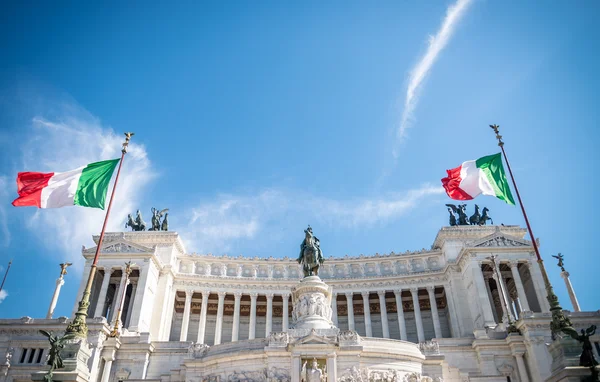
[297,226,324,277]
[552,253,566,272]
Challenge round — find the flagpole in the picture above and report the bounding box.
[65,133,134,337]
[0,259,12,294]
[489,124,575,338]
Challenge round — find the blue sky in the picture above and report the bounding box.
[0,0,598,318]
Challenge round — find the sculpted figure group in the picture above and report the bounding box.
[125,208,169,231]
[446,204,492,226]
[292,294,331,322]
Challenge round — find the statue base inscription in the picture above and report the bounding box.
[291,276,334,330]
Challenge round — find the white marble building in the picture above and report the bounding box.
[1,225,599,382]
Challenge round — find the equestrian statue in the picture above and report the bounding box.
[297,225,324,277]
[446,204,493,226]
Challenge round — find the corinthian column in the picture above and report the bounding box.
[214,292,226,345]
[377,291,389,338]
[282,293,290,332]
[180,290,193,341]
[232,292,242,341]
[394,290,407,341]
[410,287,424,342]
[426,286,442,338]
[265,293,274,336]
[560,271,581,312]
[197,291,209,343]
[361,292,372,337]
[47,276,65,319]
[331,293,338,326]
[509,262,530,312]
[94,268,113,318]
[345,292,355,331]
[249,292,258,339]
[473,263,497,327]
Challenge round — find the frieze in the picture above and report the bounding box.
[227,369,267,382]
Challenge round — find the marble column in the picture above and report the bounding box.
[128,263,151,330]
[197,291,209,343]
[528,260,551,312]
[426,286,442,338]
[47,276,65,319]
[94,268,113,318]
[249,292,258,339]
[444,283,460,337]
[326,353,337,382]
[331,293,338,326]
[410,287,425,342]
[493,273,510,323]
[474,263,497,327]
[100,357,113,382]
[291,355,301,382]
[180,290,193,341]
[377,291,389,338]
[345,292,355,331]
[560,271,581,312]
[509,262,531,313]
[361,292,372,337]
[214,292,226,345]
[125,283,137,327]
[394,290,407,341]
[266,293,274,336]
[111,269,128,323]
[282,293,290,332]
[232,292,242,341]
[514,352,530,382]
[162,287,177,341]
[496,263,515,322]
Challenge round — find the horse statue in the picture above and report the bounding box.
[149,208,169,231]
[161,213,169,231]
[297,226,324,277]
[125,210,146,231]
[469,204,481,225]
[478,207,493,225]
[446,204,469,225]
[447,207,457,226]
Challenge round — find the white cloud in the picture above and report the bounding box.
[394,0,473,157]
[15,105,155,270]
[183,185,444,253]
[0,290,7,304]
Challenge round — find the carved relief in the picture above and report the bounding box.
[475,236,527,248]
[187,342,210,358]
[267,366,290,382]
[338,330,361,345]
[418,340,440,355]
[267,332,289,347]
[228,369,267,382]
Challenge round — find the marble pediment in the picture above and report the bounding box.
[292,329,338,346]
[84,239,154,255]
[471,232,530,248]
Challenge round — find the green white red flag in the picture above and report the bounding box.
[12,159,120,209]
[441,153,515,205]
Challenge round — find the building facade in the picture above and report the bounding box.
[1,225,598,382]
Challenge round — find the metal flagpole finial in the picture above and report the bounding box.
[489,124,504,147]
[122,132,135,154]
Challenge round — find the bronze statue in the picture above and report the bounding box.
[125,210,146,231]
[478,207,493,225]
[161,213,169,231]
[572,325,598,368]
[552,253,566,272]
[297,226,324,277]
[447,207,457,226]
[469,204,481,225]
[59,263,72,276]
[446,204,469,225]
[39,330,75,382]
[149,208,169,231]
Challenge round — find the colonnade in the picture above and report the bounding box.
[88,267,140,328]
[168,285,454,345]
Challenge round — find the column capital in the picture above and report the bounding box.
[217,291,227,298]
[281,292,291,299]
[233,291,243,298]
[508,261,520,269]
[185,290,194,298]
[393,289,403,296]
[345,292,353,299]
[249,292,259,298]
[103,267,115,275]
[265,292,274,299]
[200,291,210,300]
[409,287,419,293]
[426,285,435,293]
[560,271,570,278]
[360,291,370,298]
[377,290,386,297]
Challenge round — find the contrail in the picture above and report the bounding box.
[394,0,473,157]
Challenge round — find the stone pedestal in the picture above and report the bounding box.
[290,276,334,330]
[32,338,92,382]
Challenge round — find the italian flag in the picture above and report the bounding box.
[441,153,515,205]
[12,159,120,209]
